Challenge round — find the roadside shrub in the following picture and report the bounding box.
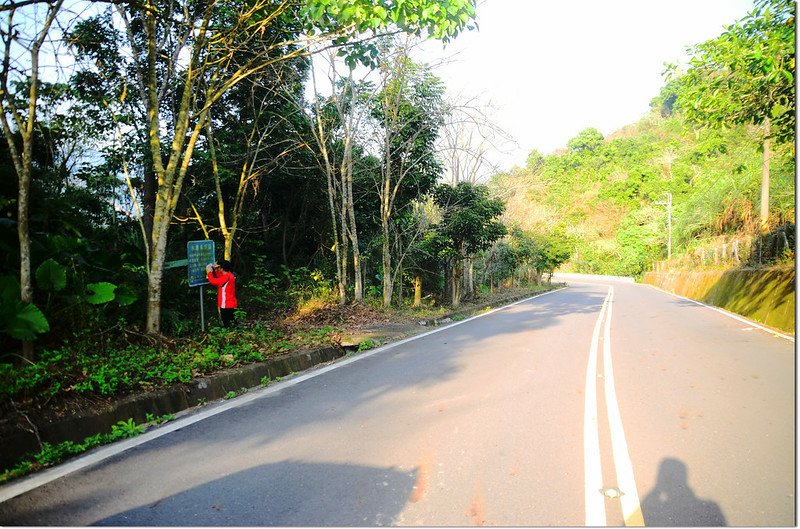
[0,321,339,406]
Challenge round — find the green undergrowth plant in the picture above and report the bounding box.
[357,338,378,351]
[0,414,175,484]
[0,322,340,408]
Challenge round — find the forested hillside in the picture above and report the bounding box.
[489,111,795,278]
[489,0,795,278]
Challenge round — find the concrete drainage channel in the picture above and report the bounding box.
[1,287,560,473]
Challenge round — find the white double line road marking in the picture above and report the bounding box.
[584,286,644,526]
[584,289,609,525]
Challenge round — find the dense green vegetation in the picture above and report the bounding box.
[490,112,794,278]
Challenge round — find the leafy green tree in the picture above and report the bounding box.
[525,149,545,173]
[669,0,795,230]
[532,229,573,283]
[432,182,506,306]
[567,127,604,154]
[483,240,518,289]
[614,208,664,277]
[650,78,680,117]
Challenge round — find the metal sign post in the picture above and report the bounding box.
[200,286,205,332]
[187,240,215,332]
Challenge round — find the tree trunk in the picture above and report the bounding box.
[142,7,213,334]
[382,224,393,307]
[380,143,393,307]
[207,119,237,261]
[330,203,345,305]
[343,144,362,302]
[145,240,166,334]
[327,169,345,305]
[469,258,475,297]
[413,275,422,307]
[397,267,403,305]
[339,176,349,302]
[142,159,156,244]
[451,258,462,307]
[443,260,452,305]
[760,117,771,231]
[310,63,345,304]
[18,155,34,361]
[462,256,474,300]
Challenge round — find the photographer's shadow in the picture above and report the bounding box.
[641,458,727,526]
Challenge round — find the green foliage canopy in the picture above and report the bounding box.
[670,0,795,143]
[432,182,506,259]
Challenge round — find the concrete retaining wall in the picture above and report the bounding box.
[641,267,795,334]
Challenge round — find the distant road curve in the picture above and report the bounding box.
[553,272,635,283]
[553,272,794,342]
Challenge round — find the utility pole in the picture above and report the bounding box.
[656,193,673,260]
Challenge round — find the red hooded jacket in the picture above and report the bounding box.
[207,269,237,309]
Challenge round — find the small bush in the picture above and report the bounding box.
[357,338,378,351]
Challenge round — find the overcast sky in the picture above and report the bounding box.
[414,0,755,171]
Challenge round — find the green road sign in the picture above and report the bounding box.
[187,240,215,287]
[164,258,189,270]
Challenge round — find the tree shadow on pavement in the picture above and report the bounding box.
[641,458,727,526]
[3,461,415,526]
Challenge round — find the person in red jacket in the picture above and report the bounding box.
[206,259,237,327]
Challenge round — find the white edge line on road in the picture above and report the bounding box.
[602,287,644,526]
[643,283,795,342]
[584,287,610,526]
[0,287,568,504]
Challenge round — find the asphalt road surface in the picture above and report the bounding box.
[0,276,794,526]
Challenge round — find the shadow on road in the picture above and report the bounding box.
[641,458,727,526]
[16,461,415,526]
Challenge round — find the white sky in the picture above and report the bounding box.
[414,0,755,170]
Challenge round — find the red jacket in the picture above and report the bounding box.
[207,270,237,309]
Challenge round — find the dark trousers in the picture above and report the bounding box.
[220,308,236,328]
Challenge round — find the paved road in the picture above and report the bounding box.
[0,278,794,526]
